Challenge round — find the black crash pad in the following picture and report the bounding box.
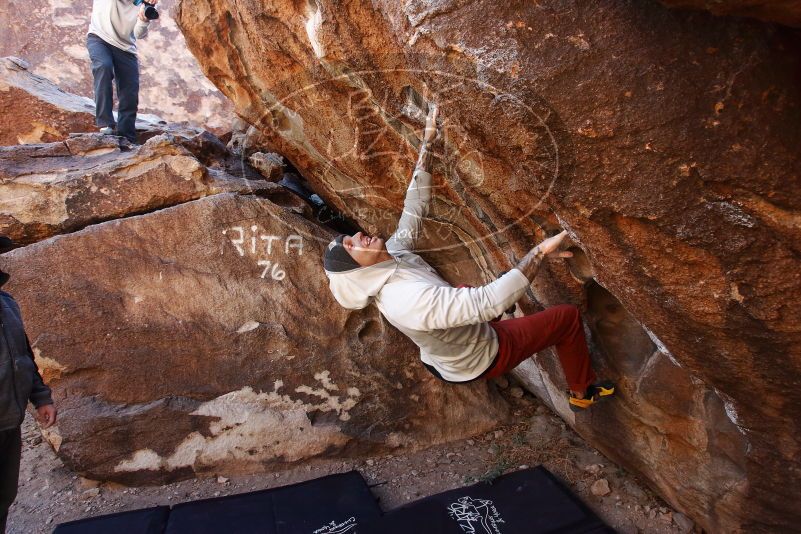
[53,467,606,534]
[360,466,610,534]
[165,470,380,534]
[53,506,170,534]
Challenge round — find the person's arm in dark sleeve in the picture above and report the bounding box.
[24,334,53,408]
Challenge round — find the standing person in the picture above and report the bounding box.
[86,0,159,143]
[322,105,614,411]
[0,237,57,533]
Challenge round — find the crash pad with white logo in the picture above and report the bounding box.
[359,466,610,534]
[53,466,607,533]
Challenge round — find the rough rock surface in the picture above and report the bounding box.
[0,132,266,245]
[176,0,801,531]
[0,0,231,131]
[0,191,508,484]
[660,0,801,28]
[0,57,96,144]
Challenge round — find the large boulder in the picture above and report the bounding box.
[0,57,97,144]
[0,191,508,484]
[0,56,222,145]
[0,0,231,131]
[0,132,266,245]
[175,0,801,531]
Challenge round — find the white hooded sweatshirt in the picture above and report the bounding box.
[88,0,151,54]
[325,170,530,382]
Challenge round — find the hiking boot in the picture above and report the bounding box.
[98,126,116,135]
[568,380,615,412]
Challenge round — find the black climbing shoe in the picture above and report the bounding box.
[569,380,616,412]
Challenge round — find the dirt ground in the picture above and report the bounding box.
[7,381,696,533]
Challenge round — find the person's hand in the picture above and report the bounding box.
[35,404,57,429]
[424,103,438,143]
[535,230,573,259]
[138,0,158,22]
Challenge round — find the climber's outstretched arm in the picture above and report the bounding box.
[386,104,439,254]
[386,231,575,331]
[415,104,437,175]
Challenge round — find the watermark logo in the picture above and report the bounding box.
[232,53,565,273]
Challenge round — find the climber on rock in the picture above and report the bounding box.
[86,0,159,143]
[0,237,57,533]
[322,104,614,411]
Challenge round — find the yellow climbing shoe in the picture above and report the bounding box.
[569,381,616,412]
[594,380,616,398]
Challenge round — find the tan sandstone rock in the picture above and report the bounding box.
[0,192,509,484]
[591,478,611,497]
[0,132,267,245]
[175,1,801,531]
[0,57,216,145]
[248,152,285,181]
[0,57,97,144]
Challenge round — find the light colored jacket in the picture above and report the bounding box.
[326,170,530,382]
[88,0,151,54]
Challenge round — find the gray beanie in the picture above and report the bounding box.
[323,235,361,273]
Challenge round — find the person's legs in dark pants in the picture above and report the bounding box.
[488,304,597,394]
[112,46,140,143]
[0,427,22,533]
[87,34,116,130]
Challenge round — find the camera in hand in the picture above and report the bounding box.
[142,1,159,20]
[133,0,159,20]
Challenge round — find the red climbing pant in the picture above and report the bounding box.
[484,304,597,393]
